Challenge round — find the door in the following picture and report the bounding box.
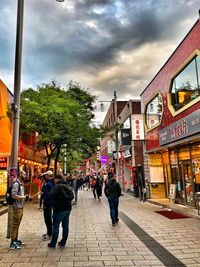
[179,161,194,205]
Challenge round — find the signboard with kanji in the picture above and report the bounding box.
[0,157,8,170]
[131,114,144,140]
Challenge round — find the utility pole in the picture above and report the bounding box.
[114,91,119,181]
[7,0,24,239]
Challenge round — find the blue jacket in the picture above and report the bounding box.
[41,178,54,206]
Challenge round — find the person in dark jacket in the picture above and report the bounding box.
[41,170,54,241]
[96,173,104,201]
[48,174,74,248]
[104,176,121,226]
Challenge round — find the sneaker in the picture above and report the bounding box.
[42,235,51,241]
[47,243,56,248]
[115,219,119,223]
[9,241,21,250]
[112,223,116,226]
[16,239,25,246]
[58,241,65,248]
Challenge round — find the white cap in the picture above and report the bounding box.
[43,170,53,176]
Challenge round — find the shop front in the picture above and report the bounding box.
[157,109,200,206]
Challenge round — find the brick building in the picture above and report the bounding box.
[141,18,200,205]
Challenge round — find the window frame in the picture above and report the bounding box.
[168,49,200,116]
[145,92,163,132]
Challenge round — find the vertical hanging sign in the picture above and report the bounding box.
[131,114,144,140]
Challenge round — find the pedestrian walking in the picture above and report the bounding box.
[10,170,28,249]
[48,174,74,248]
[41,170,54,241]
[91,176,97,199]
[104,174,121,226]
[72,175,82,204]
[96,172,104,201]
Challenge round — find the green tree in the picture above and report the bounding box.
[20,80,100,173]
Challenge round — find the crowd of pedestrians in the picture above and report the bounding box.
[8,169,122,250]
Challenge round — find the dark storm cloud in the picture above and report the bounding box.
[22,0,199,77]
[0,0,200,102]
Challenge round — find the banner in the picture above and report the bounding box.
[121,129,131,145]
[131,114,144,140]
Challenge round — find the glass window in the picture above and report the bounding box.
[145,94,163,130]
[171,56,200,111]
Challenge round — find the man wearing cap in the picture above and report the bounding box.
[48,174,74,248]
[41,170,54,241]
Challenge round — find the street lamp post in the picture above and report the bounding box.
[7,0,24,239]
[114,91,119,181]
[98,91,119,181]
[7,0,65,239]
[9,0,24,183]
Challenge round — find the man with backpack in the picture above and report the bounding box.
[47,174,74,248]
[9,170,27,249]
[104,174,121,226]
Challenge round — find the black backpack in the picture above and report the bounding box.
[5,180,20,205]
[60,184,74,202]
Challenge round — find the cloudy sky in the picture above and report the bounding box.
[0,0,199,124]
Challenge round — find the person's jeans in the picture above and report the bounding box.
[108,196,119,224]
[43,205,52,236]
[50,210,71,247]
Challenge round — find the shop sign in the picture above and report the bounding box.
[0,157,7,170]
[121,129,131,145]
[169,184,177,200]
[112,151,121,160]
[107,140,116,154]
[101,155,108,164]
[122,148,131,158]
[131,114,144,140]
[159,109,200,146]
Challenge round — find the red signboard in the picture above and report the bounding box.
[0,157,7,169]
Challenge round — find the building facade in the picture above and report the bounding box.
[0,80,50,199]
[141,19,200,206]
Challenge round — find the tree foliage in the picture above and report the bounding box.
[20,80,101,172]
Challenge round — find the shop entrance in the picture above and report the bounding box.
[179,161,194,205]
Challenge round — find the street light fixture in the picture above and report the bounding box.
[98,91,119,181]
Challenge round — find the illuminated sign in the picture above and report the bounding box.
[101,156,108,164]
[0,157,8,170]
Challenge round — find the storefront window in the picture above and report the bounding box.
[145,94,163,130]
[170,55,200,111]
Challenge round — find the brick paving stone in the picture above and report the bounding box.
[1,257,31,263]
[74,261,104,266]
[133,259,163,265]
[89,255,116,261]
[12,264,42,267]
[104,260,134,265]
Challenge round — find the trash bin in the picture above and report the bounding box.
[195,192,200,216]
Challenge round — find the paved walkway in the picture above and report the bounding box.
[0,190,200,266]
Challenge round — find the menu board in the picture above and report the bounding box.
[0,170,7,195]
[149,166,164,183]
